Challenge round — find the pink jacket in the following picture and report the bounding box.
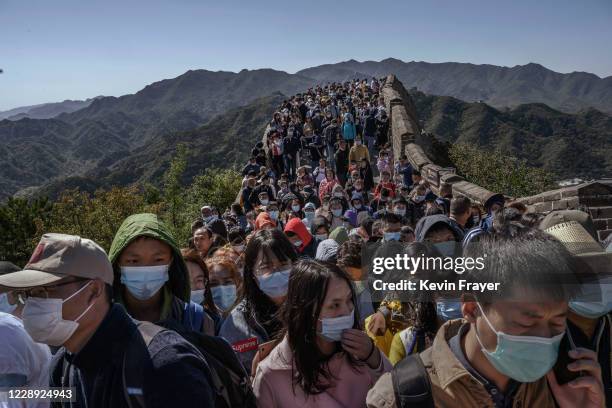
[253,336,392,408]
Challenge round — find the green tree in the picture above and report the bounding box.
[38,186,160,252]
[0,197,51,266]
[449,143,555,197]
[162,144,188,235]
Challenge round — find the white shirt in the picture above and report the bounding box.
[0,312,52,408]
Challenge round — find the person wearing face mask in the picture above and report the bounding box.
[284,218,319,259]
[252,260,391,407]
[337,239,375,325]
[415,214,463,254]
[181,249,219,333]
[0,233,215,407]
[327,197,347,231]
[463,193,506,248]
[543,220,612,402]
[283,196,304,221]
[344,192,372,228]
[349,137,370,163]
[334,139,350,186]
[368,230,606,408]
[0,262,52,407]
[301,202,317,229]
[318,168,338,201]
[200,205,218,224]
[381,213,403,243]
[391,198,415,227]
[109,213,216,335]
[310,215,331,242]
[218,229,297,375]
[205,256,241,317]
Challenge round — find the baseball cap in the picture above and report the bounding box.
[0,233,114,288]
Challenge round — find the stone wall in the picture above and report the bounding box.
[382,74,612,241]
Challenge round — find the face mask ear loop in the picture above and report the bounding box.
[475,302,498,353]
[63,280,92,304]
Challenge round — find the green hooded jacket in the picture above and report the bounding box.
[108,213,191,318]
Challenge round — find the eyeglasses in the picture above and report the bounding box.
[14,278,88,300]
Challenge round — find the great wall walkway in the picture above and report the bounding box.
[248,75,612,242]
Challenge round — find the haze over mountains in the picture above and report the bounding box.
[1,58,611,201]
[0,97,103,121]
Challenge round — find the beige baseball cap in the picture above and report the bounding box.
[0,233,113,288]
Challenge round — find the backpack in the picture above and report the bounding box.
[124,302,256,408]
[392,354,434,408]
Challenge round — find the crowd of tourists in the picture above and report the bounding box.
[1,77,611,407]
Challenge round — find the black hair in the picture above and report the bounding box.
[463,228,581,304]
[337,239,363,268]
[360,217,375,237]
[381,212,402,226]
[279,260,362,395]
[242,229,298,336]
[450,197,471,216]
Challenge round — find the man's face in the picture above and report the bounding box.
[193,230,212,253]
[118,237,173,267]
[383,222,402,234]
[424,228,455,244]
[201,208,212,219]
[466,298,567,352]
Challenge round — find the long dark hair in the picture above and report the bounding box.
[279,259,362,396]
[181,248,217,315]
[242,229,297,337]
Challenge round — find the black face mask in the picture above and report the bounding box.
[464,216,475,230]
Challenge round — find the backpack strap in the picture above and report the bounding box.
[183,300,205,332]
[123,322,165,408]
[392,354,434,408]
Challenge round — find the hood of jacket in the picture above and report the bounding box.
[415,214,463,243]
[108,213,190,302]
[255,212,277,230]
[284,218,312,252]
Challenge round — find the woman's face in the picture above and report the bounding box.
[318,277,354,321]
[208,264,237,288]
[118,237,173,268]
[252,249,292,303]
[326,170,334,180]
[186,261,207,290]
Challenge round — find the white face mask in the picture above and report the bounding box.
[0,293,17,314]
[291,204,301,212]
[22,281,96,346]
[318,310,355,342]
[315,233,328,241]
[191,289,205,305]
[260,199,270,206]
[120,264,170,301]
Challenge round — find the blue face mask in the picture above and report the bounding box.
[0,293,17,314]
[304,211,315,220]
[191,289,205,305]
[120,265,170,300]
[211,284,237,312]
[436,299,463,321]
[256,268,291,298]
[569,279,612,319]
[475,302,564,383]
[434,241,456,258]
[268,210,279,221]
[383,232,401,242]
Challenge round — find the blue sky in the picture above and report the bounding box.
[1,0,611,111]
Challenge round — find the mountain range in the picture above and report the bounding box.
[298,58,612,114]
[0,97,103,120]
[1,58,611,200]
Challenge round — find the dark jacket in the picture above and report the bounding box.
[50,304,214,408]
[334,147,349,175]
[415,214,464,242]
